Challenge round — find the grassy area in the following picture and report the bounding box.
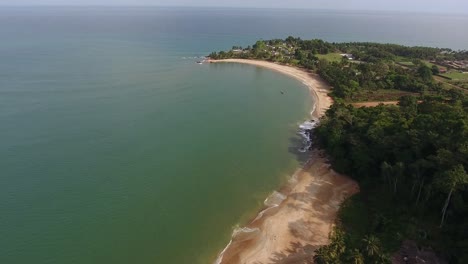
[441,71,468,80]
[394,56,408,62]
[316,53,344,62]
[397,61,415,67]
[394,56,415,67]
[422,60,443,69]
[450,80,468,89]
[394,58,445,71]
[350,89,419,102]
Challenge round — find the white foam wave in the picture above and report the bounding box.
[252,191,287,222]
[214,121,319,264]
[253,206,276,222]
[213,227,260,264]
[298,120,318,153]
[310,102,317,117]
[264,191,286,207]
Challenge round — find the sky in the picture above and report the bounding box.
[0,0,467,14]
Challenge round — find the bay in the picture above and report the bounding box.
[0,7,466,264]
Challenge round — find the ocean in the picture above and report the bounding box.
[0,7,466,264]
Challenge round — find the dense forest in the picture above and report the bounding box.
[212,38,468,263]
[317,59,442,100]
[314,95,468,263]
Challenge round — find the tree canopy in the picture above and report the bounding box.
[315,94,468,262]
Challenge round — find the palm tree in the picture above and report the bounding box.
[314,247,331,264]
[330,228,346,256]
[347,249,364,264]
[436,165,468,227]
[381,161,392,190]
[409,159,431,206]
[361,235,381,257]
[392,162,405,194]
[376,252,391,264]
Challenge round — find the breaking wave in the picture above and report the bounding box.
[213,227,260,264]
[298,119,318,153]
[214,121,319,264]
[213,190,286,264]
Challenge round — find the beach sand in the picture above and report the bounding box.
[210,59,359,264]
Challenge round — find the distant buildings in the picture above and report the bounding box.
[439,60,468,70]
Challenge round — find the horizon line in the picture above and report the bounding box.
[0,5,467,15]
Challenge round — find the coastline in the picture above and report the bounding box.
[210,59,359,264]
[208,59,333,119]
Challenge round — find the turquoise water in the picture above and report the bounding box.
[1,7,466,264]
[0,28,311,264]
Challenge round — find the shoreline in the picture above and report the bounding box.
[208,59,333,119]
[210,59,358,264]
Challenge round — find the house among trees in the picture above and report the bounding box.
[340,53,354,60]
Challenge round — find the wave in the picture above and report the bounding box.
[214,227,261,264]
[310,101,317,117]
[214,191,286,264]
[264,191,286,207]
[253,191,287,222]
[298,119,318,153]
[214,120,319,264]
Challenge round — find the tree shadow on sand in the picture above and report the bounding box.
[268,241,317,264]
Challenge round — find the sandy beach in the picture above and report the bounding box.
[211,59,359,264]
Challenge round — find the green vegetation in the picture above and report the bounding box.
[352,89,415,102]
[394,56,416,67]
[315,53,344,63]
[397,61,415,67]
[212,37,468,262]
[442,71,468,80]
[315,94,468,263]
[318,60,442,100]
[450,80,468,90]
[210,36,467,102]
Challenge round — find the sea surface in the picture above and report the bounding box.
[0,7,467,264]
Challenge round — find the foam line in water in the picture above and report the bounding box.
[264,191,286,207]
[310,103,317,117]
[214,227,260,264]
[252,191,287,222]
[214,121,319,264]
[298,119,318,152]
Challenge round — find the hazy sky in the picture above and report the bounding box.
[1,0,468,13]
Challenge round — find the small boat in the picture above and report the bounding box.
[197,61,203,64]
